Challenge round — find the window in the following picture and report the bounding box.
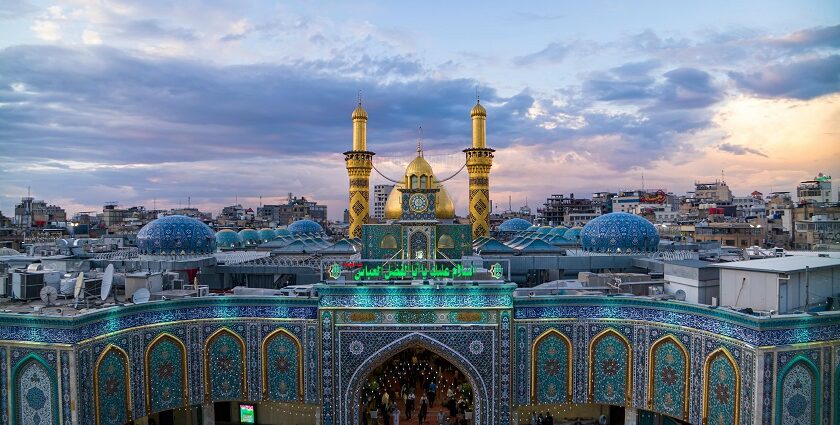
[410,176,418,189]
[380,234,398,249]
[420,176,428,189]
[437,234,455,249]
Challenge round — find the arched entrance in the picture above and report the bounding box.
[359,345,475,424]
[344,333,489,425]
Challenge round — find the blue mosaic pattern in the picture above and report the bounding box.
[307,325,318,403]
[705,350,738,425]
[12,354,59,425]
[649,337,687,419]
[590,329,631,406]
[59,351,70,424]
[263,329,300,401]
[533,330,571,404]
[498,217,532,232]
[777,356,819,425]
[145,334,187,414]
[318,285,515,309]
[321,312,334,425]
[499,310,512,424]
[580,212,659,253]
[0,346,6,425]
[95,347,130,425]
[206,329,246,401]
[136,214,216,254]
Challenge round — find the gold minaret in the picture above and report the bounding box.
[464,98,494,239]
[345,99,374,238]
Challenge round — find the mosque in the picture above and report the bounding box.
[0,100,838,425]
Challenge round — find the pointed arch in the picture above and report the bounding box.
[204,327,248,402]
[11,353,59,425]
[380,234,398,249]
[588,328,632,406]
[775,354,820,425]
[261,327,303,401]
[438,234,455,249]
[94,344,132,425]
[647,334,689,420]
[531,328,573,404]
[702,347,740,425]
[144,332,188,414]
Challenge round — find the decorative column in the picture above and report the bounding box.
[345,102,374,238]
[465,100,494,239]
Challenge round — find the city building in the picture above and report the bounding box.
[694,221,766,247]
[797,173,833,204]
[371,184,394,222]
[537,193,600,226]
[794,215,840,250]
[13,196,67,228]
[693,180,733,203]
[257,194,328,227]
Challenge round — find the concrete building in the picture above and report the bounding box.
[794,215,840,250]
[693,180,733,203]
[537,193,601,226]
[371,184,394,221]
[663,259,720,305]
[257,194,328,227]
[797,173,832,204]
[715,256,840,313]
[13,197,67,228]
[694,221,765,247]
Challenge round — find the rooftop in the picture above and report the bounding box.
[711,255,840,273]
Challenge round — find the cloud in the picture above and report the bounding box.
[512,42,570,66]
[30,19,61,41]
[728,55,840,99]
[82,29,102,45]
[765,24,840,49]
[656,67,722,109]
[717,142,768,157]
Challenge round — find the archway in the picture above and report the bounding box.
[359,346,475,425]
[344,333,489,425]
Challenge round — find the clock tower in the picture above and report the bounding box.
[396,143,440,260]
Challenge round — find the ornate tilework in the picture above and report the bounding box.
[777,357,819,425]
[532,329,572,404]
[205,329,246,401]
[60,351,71,424]
[589,329,631,406]
[95,346,130,425]
[500,310,512,424]
[649,336,688,419]
[262,328,301,401]
[12,355,58,425]
[704,349,739,425]
[0,346,6,425]
[144,334,187,414]
[321,312,334,425]
[580,212,659,253]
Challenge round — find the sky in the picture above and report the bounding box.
[0,0,838,220]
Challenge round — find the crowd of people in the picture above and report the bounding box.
[527,411,556,425]
[360,349,474,425]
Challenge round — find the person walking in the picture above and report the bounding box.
[406,392,415,419]
[391,406,401,425]
[428,381,437,407]
[436,410,445,425]
[419,394,429,425]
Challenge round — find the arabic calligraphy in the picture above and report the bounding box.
[349,263,477,281]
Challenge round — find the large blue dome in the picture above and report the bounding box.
[580,212,659,253]
[137,215,216,255]
[287,219,323,234]
[498,218,532,232]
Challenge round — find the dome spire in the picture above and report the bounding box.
[416,125,423,157]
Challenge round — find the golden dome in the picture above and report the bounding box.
[405,155,435,178]
[383,183,456,220]
[470,102,486,118]
[352,104,368,120]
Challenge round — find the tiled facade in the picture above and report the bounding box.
[1,287,839,424]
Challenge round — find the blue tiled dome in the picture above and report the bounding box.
[239,229,261,245]
[498,218,532,232]
[258,228,277,242]
[287,219,323,234]
[137,215,216,255]
[215,229,242,248]
[562,226,583,241]
[580,212,659,253]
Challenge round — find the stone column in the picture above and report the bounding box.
[202,403,215,425]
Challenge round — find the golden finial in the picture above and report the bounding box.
[416,125,423,157]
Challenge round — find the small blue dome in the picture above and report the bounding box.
[239,229,261,245]
[580,212,659,253]
[498,218,532,232]
[137,215,216,255]
[288,219,323,235]
[562,226,583,241]
[215,229,242,248]
[275,228,291,237]
[258,228,277,242]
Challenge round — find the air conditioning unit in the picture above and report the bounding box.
[648,286,664,296]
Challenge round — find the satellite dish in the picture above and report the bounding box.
[40,286,58,306]
[675,289,687,301]
[599,415,608,425]
[101,264,114,301]
[74,273,84,300]
[132,288,150,304]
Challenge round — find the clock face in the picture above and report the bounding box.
[409,193,429,212]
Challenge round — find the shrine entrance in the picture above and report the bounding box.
[359,345,476,425]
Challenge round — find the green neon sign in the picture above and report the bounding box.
[489,263,504,279]
[336,263,481,281]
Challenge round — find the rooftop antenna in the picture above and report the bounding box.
[259,195,262,207]
[509,195,512,212]
[153,198,156,211]
[642,173,645,191]
[27,186,30,197]
[188,196,191,209]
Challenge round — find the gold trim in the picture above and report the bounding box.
[701,347,740,425]
[143,333,189,415]
[587,328,633,406]
[530,328,573,403]
[94,344,132,424]
[647,334,690,419]
[261,327,304,401]
[203,327,248,402]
